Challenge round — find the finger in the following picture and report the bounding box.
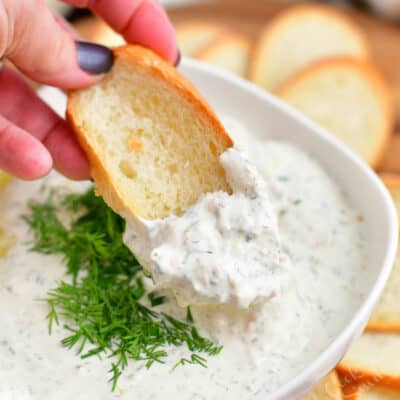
[1,0,113,88]
[53,12,80,40]
[43,120,90,181]
[65,0,179,63]
[0,67,90,180]
[0,116,52,180]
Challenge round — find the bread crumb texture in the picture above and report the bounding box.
[68,46,232,219]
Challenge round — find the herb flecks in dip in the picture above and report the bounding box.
[0,117,366,399]
[124,148,290,309]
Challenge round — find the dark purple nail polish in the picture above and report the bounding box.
[174,50,181,67]
[76,41,114,74]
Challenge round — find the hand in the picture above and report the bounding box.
[0,0,178,180]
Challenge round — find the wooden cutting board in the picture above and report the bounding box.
[74,0,400,172]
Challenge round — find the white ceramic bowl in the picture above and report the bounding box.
[39,59,398,400]
[181,59,398,399]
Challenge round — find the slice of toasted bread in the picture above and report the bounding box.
[343,383,400,400]
[249,4,369,91]
[303,371,343,400]
[176,20,225,57]
[380,135,400,174]
[196,33,252,77]
[337,333,400,389]
[277,57,393,168]
[67,45,233,220]
[366,174,400,332]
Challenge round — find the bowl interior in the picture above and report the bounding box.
[38,60,397,400]
[180,59,398,399]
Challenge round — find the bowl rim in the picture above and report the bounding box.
[180,58,399,399]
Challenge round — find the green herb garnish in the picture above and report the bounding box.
[25,189,222,391]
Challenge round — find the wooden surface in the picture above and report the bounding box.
[75,0,400,172]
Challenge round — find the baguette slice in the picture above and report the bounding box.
[303,371,343,400]
[337,333,400,389]
[277,57,393,168]
[67,45,233,220]
[176,20,225,57]
[249,4,369,91]
[366,174,400,332]
[196,33,252,78]
[343,383,400,400]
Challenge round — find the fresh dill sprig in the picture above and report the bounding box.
[24,189,222,391]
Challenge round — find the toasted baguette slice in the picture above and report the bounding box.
[67,45,233,220]
[249,4,369,91]
[277,57,393,168]
[366,174,400,332]
[176,20,225,57]
[343,383,400,400]
[196,33,252,78]
[380,135,400,174]
[303,371,343,400]
[337,333,400,389]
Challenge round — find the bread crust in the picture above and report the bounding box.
[380,136,400,174]
[276,57,394,169]
[342,383,361,400]
[67,45,233,218]
[249,4,370,90]
[342,382,400,400]
[380,173,400,192]
[337,362,400,390]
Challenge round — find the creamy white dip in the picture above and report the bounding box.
[123,148,290,309]
[0,116,367,399]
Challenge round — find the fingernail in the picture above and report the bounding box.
[76,41,114,74]
[174,50,181,67]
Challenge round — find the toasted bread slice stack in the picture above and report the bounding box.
[337,333,400,388]
[303,371,343,400]
[176,21,225,57]
[277,57,393,168]
[249,5,369,91]
[196,33,252,77]
[67,45,233,220]
[366,174,400,332]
